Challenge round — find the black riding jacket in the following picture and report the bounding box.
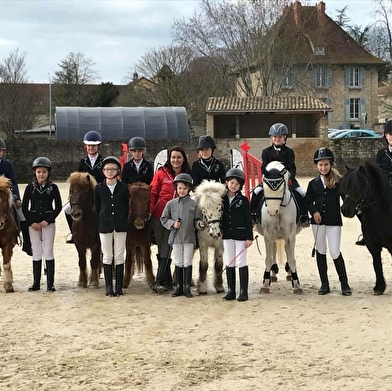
[121,158,153,185]
[376,147,392,187]
[191,157,226,187]
[78,154,105,184]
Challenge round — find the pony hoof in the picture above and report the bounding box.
[198,291,208,295]
[5,286,14,293]
[374,290,384,296]
[293,288,303,295]
[215,286,225,293]
[152,285,166,294]
[270,276,278,282]
[286,275,292,281]
[259,287,270,294]
[78,282,88,288]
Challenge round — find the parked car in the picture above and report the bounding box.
[333,129,380,139]
[328,129,348,138]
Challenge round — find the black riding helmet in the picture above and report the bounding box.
[173,173,193,190]
[225,168,245,187]
[128,137,146,151]
[32,157,52,170]
[197,135,216,151]
[313,148,334,164]
[384,120,392,137]
[0,138,6,150]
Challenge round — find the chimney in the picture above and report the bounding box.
[294,1,301,30]
[317,1,325,28]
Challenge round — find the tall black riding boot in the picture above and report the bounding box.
[184,266,193,298]
[172,266,184,297]
[250,188,263,224]
[65,213,74,244]
[20,220,32,256]
[163,257,173,291]
[237,266,249,302]
[28,260,42,291]
[46,259,56,292]
[333,253,352,296]
[316,251,330,295]
[103,263,114,297]
[115,264,124,296]
[222,267,236,300]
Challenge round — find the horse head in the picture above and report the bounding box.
[0,176,12,230]
[128,182,151,230]
[194,180,226,238]
[67,172,97,221]
[340,164,379,218]
[263,161,289,217]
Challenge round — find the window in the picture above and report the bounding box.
[314,46,325,55]
[345,98,365,120]
[344,67,365,88]
[281,67,297,88]
[314,66,332,88]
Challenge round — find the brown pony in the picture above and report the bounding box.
[0,176,19,292]
[67,172,101,288]
[124,182,155,289]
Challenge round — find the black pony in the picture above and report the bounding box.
[340,162,392,295]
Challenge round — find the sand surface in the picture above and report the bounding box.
[1,180,392,390]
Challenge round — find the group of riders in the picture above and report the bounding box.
[3,119,392,298]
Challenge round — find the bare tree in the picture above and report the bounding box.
[0,49,38,139]
[173,0,318,97]
[373,0,392,61]
[52,52,99,106]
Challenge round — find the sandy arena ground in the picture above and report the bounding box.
[1,180,392,391]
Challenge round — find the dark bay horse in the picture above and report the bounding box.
[124,182,155,289]
[340,162,392,295]
[0,176,19,292]
[67,172,101,288]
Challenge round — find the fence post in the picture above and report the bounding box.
[240,141,251,200]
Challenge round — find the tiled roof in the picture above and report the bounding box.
[206,96,331,113]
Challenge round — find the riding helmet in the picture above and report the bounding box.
[269,123,288,137]
[313,148,334,163]
[197,135,216,151]
[128,137,146,151]
[0,138,6,150]
[102,156,121,170]
[173,173,193,188]
[225,168,245,186]
[384,120,392,135]
[83,131,102,145]
[32,157,52,169]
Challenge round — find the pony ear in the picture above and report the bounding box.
[358,166,367,175]
[86,174,90,182]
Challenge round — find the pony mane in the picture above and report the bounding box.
[0,175,12,207]
[67,172,97,192]
[195,180,226,211]
[128,182,151,199]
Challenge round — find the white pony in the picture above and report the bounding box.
[255,161,303,294]
[194,180,226,294]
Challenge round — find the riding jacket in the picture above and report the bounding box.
[22,181,62,225]
[375,147,392,187]
[160,195,202,245]
[191,157,226,187]
[305,176,342,226]
[222,191,253,241]
[262,145,299,189]
[0,158,21,200]
[95,180,129,233]
[121,158,153,185]
[78,154,105,184]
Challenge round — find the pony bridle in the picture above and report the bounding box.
[263,168,291,207]
[344,185,371,213]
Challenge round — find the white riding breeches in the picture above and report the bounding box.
[172,243,195,267]
[100,231,127,266]
[29,224,56,260]
[312,224,341,260]
[223,239,248,268]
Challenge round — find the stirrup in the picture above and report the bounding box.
[355,234,366,246]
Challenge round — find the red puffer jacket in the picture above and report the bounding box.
[150,167,177,219]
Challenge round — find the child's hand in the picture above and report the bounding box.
[31,222,41,232]
[40,221,49,228]
[199,221,205,228]
[245,240,253,248]
[313,212,322,224]
[173,220,181,229]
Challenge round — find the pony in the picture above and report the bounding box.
[124,182,155,289]
[340,162,392,295]
[67,172,101,288]
[0,176,19,292]
[194,180,226,294]
[255,161,303,294]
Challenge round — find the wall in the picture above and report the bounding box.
[6,137,385,183]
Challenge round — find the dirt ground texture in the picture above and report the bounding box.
[1,180,392,391]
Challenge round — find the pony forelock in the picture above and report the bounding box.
[195,180,225,212]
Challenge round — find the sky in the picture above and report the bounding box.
[0,0,378,85]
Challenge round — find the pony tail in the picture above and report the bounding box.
[325,167,341,189]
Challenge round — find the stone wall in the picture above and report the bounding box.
[6,137,385,182]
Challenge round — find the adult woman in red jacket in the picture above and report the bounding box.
[150,146,191,291]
